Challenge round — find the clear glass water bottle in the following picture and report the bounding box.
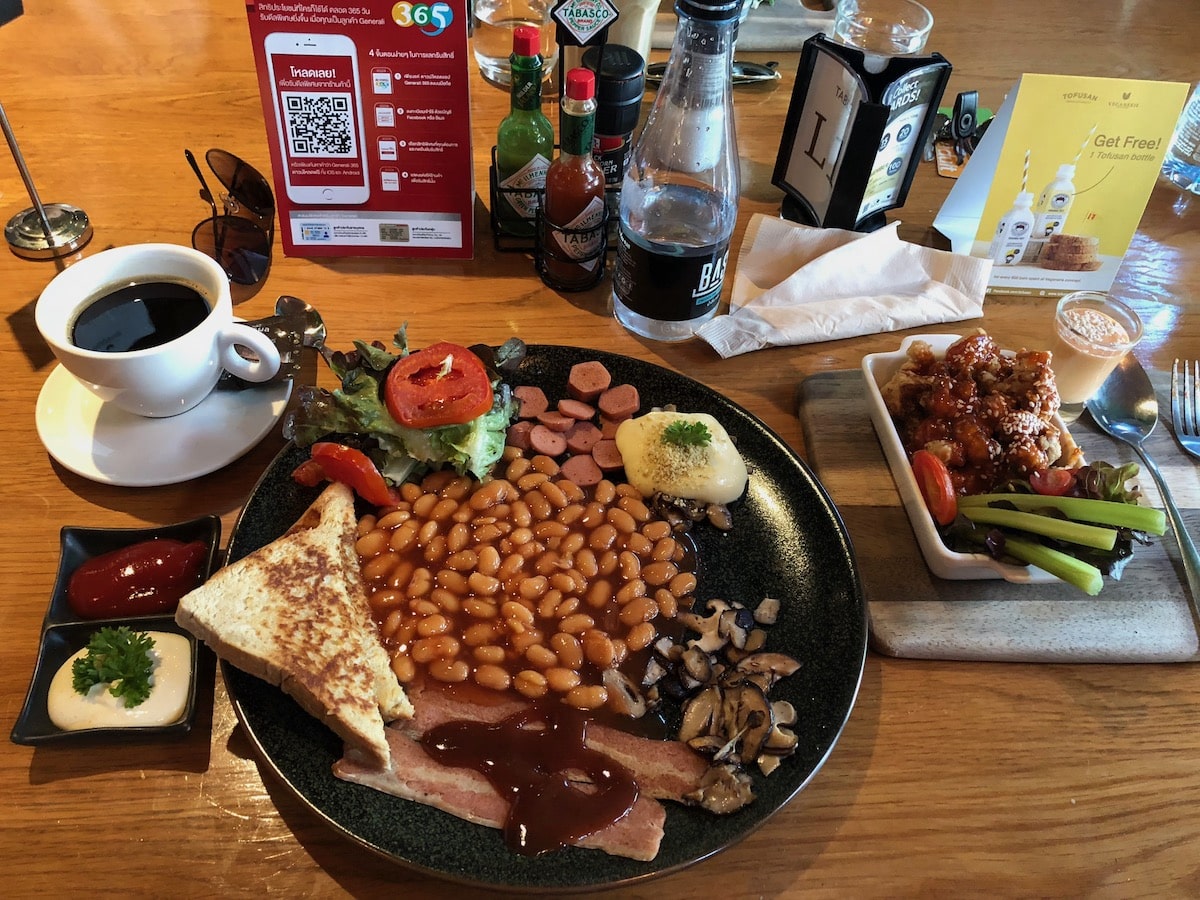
[1162,83,1200,195]
[611,0,742,342]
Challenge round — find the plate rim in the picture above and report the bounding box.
[221,343,868,890]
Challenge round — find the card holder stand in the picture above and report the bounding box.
[533,204,609,292]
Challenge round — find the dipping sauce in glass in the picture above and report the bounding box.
[1049,291,1143,421]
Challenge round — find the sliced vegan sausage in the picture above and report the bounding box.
[536,410,576,432]
[567,360,612,402]
[591,439,624,472]
[530,424,568,457]
[557,398,597,421]
[514,385,549,419]
[565,420,603,454]
[598,384,640,421]
[506,420,534,451]
[599,415,624,439]
[559,453,603,487]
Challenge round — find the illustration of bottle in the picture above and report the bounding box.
[1033,164,1076,239]
[540,68,607,290]
[989,191,1035,266]
[495,26,555,238]
[611,0,740,342]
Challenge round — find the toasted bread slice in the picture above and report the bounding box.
[176,482,411,768]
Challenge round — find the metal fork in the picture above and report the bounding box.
[1171,358,1200,459]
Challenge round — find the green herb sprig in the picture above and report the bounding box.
[71,626,156,707]
[661,420,712,448]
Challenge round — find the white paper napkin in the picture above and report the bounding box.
[696,214,992,358]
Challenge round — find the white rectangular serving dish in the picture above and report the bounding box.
[861,334,1059,584]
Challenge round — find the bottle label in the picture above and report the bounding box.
[614,228,729,321]
[593,134,631,187]
[499,154,551,221]
[547,195,606,272]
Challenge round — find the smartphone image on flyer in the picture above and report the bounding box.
[263,32,371,205]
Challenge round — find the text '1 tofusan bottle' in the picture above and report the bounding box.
[611,0,741,342]
[495,26,554,238]
[539,67,608,291]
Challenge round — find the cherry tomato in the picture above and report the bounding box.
[911,449,958,526]
[309,442,399,508]
[67,538,207,619]
[1030,467,1076,496]
[384,341,494,429]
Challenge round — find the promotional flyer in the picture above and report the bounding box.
[934,73,1189,295]
[245,1,474,258]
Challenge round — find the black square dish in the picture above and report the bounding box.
[11,515,220,746]
[45,516,222,627]
[11,616,200,745]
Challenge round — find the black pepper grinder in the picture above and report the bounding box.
[581,43,646,236]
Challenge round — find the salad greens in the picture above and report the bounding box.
[941,462,1165,594]
[284,328,522,484]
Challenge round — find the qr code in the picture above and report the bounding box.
[281,92,357,157]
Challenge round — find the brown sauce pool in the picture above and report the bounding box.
[420,699,639,855]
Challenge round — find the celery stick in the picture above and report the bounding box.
[959,506,1118,550]
[1002,536,1105,595]
[958,493,1166,536]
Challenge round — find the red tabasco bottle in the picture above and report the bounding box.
[540,67,607,291]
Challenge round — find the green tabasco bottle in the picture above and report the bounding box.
[495,26,554,238]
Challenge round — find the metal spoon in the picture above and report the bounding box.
[1086,353,1200,610]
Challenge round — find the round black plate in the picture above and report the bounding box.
[223,345,867,891]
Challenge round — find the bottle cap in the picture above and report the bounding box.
[581,44,646,136]
[565,67,596,102]
[675,0,743,23]
[1056,164,1076,179]
[512,25,540,58]
[1016,191,1035,206]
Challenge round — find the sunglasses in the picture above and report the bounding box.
[185,148,274,285]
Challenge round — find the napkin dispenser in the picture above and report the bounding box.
[772,34,950,232]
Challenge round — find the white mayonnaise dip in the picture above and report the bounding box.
[47,631,191,730]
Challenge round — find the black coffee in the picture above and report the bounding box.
[70,280,211,353]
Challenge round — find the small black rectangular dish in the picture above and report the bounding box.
[11,616,201,746]
[11,515,221,746]
[45,516,222,628]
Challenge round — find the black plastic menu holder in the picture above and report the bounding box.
[773,34,951,232]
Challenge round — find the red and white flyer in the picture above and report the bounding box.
[245,1,474,259]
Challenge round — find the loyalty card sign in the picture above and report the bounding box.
[245,2,474,258]
[934,74,1188,295]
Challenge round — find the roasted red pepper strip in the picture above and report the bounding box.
[309,442,400,508]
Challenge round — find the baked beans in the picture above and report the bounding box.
[356,458,697,714]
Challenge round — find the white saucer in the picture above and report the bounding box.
[36,365,293,487]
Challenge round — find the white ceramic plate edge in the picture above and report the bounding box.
[862,334,1058,585]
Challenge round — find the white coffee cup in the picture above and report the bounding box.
[35,243,281,418]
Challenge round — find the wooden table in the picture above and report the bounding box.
[2,1,1199,895]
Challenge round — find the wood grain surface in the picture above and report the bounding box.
[2,1,1200,897]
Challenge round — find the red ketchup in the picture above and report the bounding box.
[67,538,208,619]
[421,701,638,855]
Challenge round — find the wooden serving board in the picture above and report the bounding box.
[797,370,1200,662]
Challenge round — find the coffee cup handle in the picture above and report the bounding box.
[218,323,282,383]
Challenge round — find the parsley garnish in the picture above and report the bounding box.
[662,420,712,448]
[71,626,156,707]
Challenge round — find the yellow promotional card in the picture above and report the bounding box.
[935,74,1188,296]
